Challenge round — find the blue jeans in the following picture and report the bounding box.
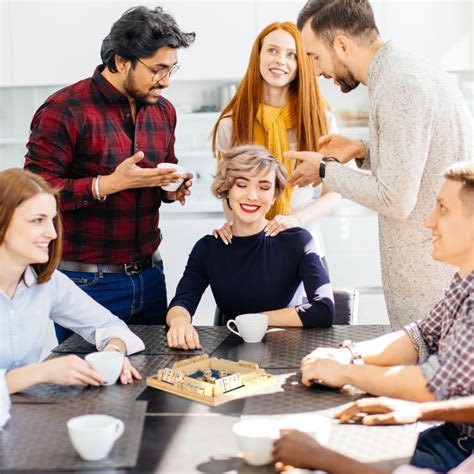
[411,423,474,472]
[55,260,167,343]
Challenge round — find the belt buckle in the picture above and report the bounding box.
[124,261,141,276]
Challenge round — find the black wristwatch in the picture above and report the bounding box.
[319,156,340,180]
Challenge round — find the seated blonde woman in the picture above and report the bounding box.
[167,146,334,350]
[0,169,144,396]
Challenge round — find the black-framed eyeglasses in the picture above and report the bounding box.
[137,58,180,81]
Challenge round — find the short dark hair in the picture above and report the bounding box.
[101,6,196,72]
[297,0,379,45]
[443,162,474,215]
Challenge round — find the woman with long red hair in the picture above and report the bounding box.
[211,22,340,264]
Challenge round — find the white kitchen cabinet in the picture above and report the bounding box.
[159,211,225,325]
[137,0,256,81]
[374,0,473,71]
[254,0,305,31]
[0,1,12,87]
[9,1,128,86]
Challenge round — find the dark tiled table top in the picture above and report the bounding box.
[52,324,230,355]
[4,324,416,472]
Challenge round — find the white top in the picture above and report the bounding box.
[216,111,338,257]
[0,267,145,370]
[0,369,10,429]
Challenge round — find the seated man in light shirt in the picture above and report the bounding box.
[273,396,474,474]
[298,162,474,472]
[0,169,145,394]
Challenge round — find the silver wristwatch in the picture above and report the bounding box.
[339,339,364,365]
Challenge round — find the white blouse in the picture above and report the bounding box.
[0,267,145,371]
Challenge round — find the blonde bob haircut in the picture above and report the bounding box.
[212,145,288,201]
[211,21,328,155]
[0,168,62,284]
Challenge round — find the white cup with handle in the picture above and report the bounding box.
[232,418,279,466]
[157,163,187,192]
[226,313,268,343]
[85,351,124,386]
[67,414,124,461]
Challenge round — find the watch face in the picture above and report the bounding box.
[319,161,326,180]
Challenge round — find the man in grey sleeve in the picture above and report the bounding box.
[299,162,474,472]
[286,0,473,329]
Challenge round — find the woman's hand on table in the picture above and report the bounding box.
[335,397,422,425]
[212,221,233,245]
[118,357,142,385]
[264,214,302,237]
[39,355,105,387]
[102,340,142,385]
[167,316,202,350]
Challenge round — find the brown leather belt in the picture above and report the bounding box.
[59,255,158,276]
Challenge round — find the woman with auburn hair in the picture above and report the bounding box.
[211,21,340,263]
[166,146,334,350]
[0,168,144,402]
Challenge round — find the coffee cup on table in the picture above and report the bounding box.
[85,351,124,386]
[67,414,124,461]
[157,163,187,192]
[226,313,268,343]
[232,418,279,466]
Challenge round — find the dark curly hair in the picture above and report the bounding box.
[101,6,196,72]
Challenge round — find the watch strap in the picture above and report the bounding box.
[319,156,340,180]
[339,339,364,365]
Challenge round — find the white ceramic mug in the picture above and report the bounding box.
[157,163,187,192]
[279,413,331,445]
[226,313,268,343]
[67,414,124,461]
[232,418,279,466]
[85,351,124,386]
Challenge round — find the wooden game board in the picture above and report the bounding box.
[146,354,276,406]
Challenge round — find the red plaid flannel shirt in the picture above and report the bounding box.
[405,272,474,438]
[24,66,177,264]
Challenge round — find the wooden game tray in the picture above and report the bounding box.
[146,354,276,406]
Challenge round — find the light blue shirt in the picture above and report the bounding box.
[0,267,144,370]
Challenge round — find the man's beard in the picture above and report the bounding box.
[331,55,359,93]
[124,71,162,105]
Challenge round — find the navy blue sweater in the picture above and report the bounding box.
[169,228,334,328]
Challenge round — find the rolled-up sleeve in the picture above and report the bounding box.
[295,234,335,328]
[49,271,144,355]
[422,329,474,400]
[404,322,431,363]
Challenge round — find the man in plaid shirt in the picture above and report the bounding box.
[300,162,473,471]
[24,7,195,342]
